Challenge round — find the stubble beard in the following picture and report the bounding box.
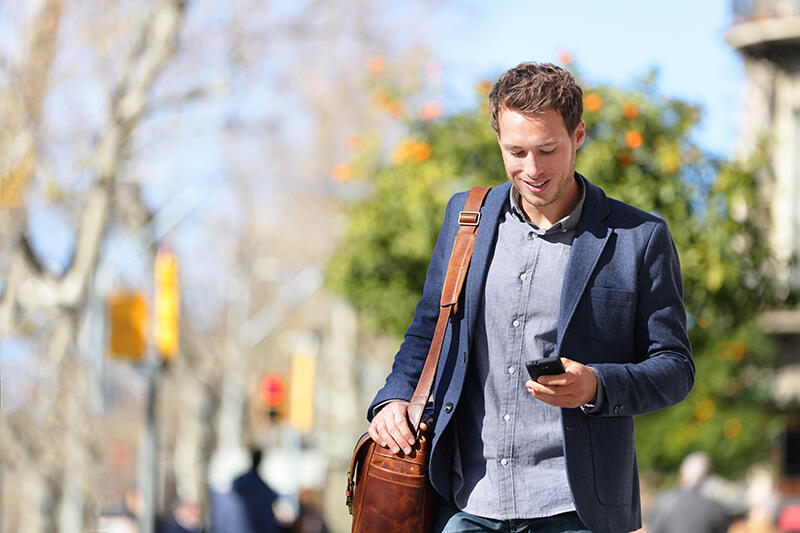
[515,161,577,215]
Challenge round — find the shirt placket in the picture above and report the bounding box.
[501,227,539,517]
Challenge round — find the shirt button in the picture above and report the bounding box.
[504,414,511,422]
[512,319,520,328]
[508,367,515,374]
[519,273,527,281]
[528,232,535,240]
[500,458,508,466]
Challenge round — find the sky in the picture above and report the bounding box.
[429,0,742,158]
[0,1,747,375]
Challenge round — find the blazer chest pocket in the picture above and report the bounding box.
[586,287,635,344]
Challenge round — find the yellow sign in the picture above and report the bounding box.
[289,350,316,434]
[0,151,34,209]
[108,291,148,361]
[154,250,180,361]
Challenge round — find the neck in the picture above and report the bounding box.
[521,180,581,228]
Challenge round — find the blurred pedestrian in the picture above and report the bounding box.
[157,500,203,533]
[290,489,329,533]
[647,451,732,533]
[728,467,779,533]
[211,448,283,533]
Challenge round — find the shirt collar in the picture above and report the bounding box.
[509,174,586,235]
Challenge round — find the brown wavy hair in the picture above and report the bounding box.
[489,62,583,135]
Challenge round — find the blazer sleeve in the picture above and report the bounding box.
[367,192,466,420]
[589,219,695,417]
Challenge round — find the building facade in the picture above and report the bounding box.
[727,0,800,495]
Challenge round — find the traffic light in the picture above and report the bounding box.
[154,249,180,361]
[108,291,148,361]
[260,374,286,421]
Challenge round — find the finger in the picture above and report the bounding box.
[527,380,580,405]
[379,428,405,454]
[368,423,382,445]
[536,374,573,386]
[387,417,413,455]
[374,420,394,449]
[393,411,416,447]
[530,389,581,408]
[538,365,579,384]
[527,380,559,397]
[420,421,428,432]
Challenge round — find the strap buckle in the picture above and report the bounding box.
[458,210,481,226]
[346,472,354,514]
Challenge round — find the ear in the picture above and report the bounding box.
[573,120,586,149]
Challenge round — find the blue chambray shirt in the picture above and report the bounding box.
[452,177,591,520]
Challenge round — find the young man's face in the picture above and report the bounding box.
[497,108,585,226]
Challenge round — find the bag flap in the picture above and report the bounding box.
[348,432,372,482]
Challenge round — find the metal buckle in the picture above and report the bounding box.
[458,210,480,226]
[346,472,354,514]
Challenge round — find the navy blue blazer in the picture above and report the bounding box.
[369,177,694,533]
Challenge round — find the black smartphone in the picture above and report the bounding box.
[525,356,565,381]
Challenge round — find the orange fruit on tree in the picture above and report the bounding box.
[625,130,644,149]
[411,141,432,162]
[418,101,443,121]
[385,99,404,117]
[616,150,633,167]
[367,56,385,74]
[331,163,352,183]
[622,101,639,119]
[584,93,603,112]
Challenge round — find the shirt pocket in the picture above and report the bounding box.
[586,287,635,344]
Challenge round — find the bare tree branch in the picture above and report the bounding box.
[0,0,189,331]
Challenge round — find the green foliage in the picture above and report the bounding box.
[327,71,796,478]
[326,107,506,334]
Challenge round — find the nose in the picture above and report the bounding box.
[523,153,543,179]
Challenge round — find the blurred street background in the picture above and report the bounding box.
[1,0,800,532]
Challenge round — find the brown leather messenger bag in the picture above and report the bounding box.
[346,186,490,533]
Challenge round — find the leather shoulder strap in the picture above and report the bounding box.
[406,186,490,431]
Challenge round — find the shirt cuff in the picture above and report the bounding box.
[581,367,605,414]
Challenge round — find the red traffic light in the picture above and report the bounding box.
[260,375,286,407]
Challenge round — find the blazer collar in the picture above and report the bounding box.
[557,174,612,348]
[464,182,511,333]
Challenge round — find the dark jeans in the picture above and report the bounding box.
[434,505,593,533]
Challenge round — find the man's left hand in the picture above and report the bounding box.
[526,357,597,408]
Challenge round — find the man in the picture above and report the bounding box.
[367,62,694,533]
[211,448,283,533]
[647,452,732,533]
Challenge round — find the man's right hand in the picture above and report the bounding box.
[368,400,427,456]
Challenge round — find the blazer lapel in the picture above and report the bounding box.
[557,178,612,349]
[464,182,510,338]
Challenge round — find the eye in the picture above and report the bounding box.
[540,148,556,155]
[510,150,525,158]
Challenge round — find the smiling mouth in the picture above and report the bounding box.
[522,178,550,190]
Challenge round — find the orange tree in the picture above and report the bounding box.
[327,68,796,478]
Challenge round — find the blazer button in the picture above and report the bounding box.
[444,403,453,414]
[613,405,623,414]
